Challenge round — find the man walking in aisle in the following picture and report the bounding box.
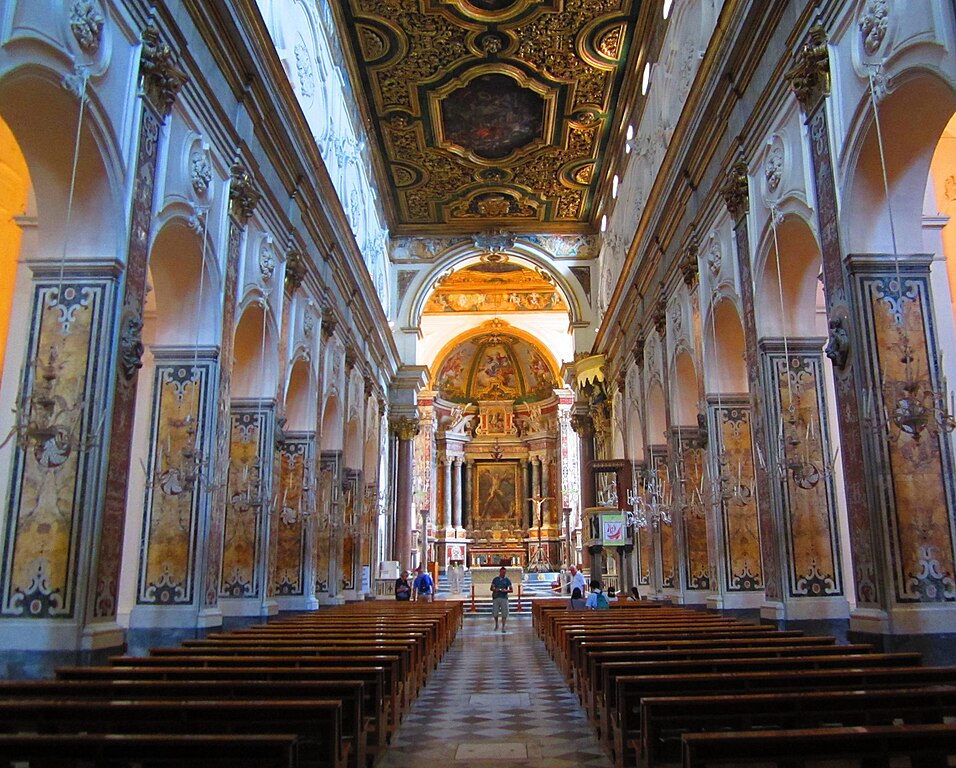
[490,565,513,632]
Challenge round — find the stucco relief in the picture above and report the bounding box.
[69,0,105,54]
[858,0,889,56]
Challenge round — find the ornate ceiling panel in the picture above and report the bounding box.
[336,0,646,235]
[423,260,568,313]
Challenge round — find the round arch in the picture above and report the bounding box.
[753,211,824,339]
[284,356,314,432]
[232,298,280,399]
[405,240,590,330]
[841,70,956,257]
[703,295,748,394]
[671,348,699,425]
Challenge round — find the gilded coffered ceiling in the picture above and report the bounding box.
[335,0,648,235]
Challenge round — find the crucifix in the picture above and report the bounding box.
[528,496,552,572]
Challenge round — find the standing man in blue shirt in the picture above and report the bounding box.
[413,566,434,602]
[490,565,513,632]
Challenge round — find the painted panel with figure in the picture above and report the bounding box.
[473,461,520,529]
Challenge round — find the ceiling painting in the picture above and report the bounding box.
[433,322,560,403]
[424,261,568,314]
[336,0,646,235]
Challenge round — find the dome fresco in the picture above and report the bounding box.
[433,329,559,404]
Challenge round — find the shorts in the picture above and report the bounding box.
[492,597,509,619]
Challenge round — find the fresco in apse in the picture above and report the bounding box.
[433,327,558,404]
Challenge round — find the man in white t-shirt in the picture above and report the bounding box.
[568,565,586,596]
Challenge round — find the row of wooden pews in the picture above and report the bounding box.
[532,599,956,768]
[0,601,462,767]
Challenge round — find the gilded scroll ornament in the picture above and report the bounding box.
[140,23,187,116]
[785,24,830,111]
[721,159,750,221]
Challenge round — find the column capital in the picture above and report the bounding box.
[785,24,831,113]
[229,162,261,222]
[285,246,307,293]
[680,240,700,288]
[721,159,750,221]
[570,414,594,436]
[390,415,420,441]
[140,22,187,117]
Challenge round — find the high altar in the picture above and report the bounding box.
[415,319,579,571]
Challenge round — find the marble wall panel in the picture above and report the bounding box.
[137,357,215,605]
[273,437,311,596]
[2,278,113,618]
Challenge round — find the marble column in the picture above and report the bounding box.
[391,416,419,570]
[90,22,187,645]
[442,457,452,529]
[204,163,261,615]
[571,415,596,509]
[452,457,462,530]
[464,460,474,530]
[721,161,778,615]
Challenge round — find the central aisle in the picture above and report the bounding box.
[379,612,613,768]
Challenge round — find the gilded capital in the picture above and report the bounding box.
[653,297,667,337]
[285,247,306,293]
[633,336,646,369]
[570,414,594,436]
[321,307,338,342]
[680,240,699,288]
[785,24,830,112]
[140,23,187,117]
[229,162,261,222]
[391,416,420,441]
[721,159,750,221]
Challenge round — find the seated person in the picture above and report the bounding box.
[568,586,587,610]
[628,586,642,601]
[606,587,618,601]
[585,579,610,609]
[394,570,411,601]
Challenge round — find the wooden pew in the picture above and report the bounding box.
[105,653,405,732]
[642,685,956,768]
[0,732,299,767]
[613,665,956,768]
[681,723,956,768]
[57,664,390,754]
[148,642,424,702]
[0,678,369,768]
[582,643,875,717]
[568,634,838,689]
[0,699,344,768]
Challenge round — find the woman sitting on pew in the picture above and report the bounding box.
[568,587,587,610]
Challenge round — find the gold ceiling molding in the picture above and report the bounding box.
[337,0,646,235]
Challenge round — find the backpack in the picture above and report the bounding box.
[595,591,610,610]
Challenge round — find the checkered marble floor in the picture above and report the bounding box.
[378,614,612,768]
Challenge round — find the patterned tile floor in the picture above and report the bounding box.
[379,613,612,768]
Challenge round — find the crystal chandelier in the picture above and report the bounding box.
[626,466,672,529]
